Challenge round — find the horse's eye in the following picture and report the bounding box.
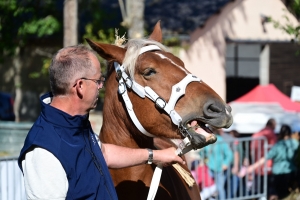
[143,68,156,77]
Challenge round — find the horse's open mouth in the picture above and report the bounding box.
[183,119,217,149]
[187,120,212,134]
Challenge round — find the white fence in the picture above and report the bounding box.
[188,137,268,200]
[0,157,26,200]
[0,122,31,200]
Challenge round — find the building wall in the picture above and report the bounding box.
[270,43,300,97]
[179,0,297,101]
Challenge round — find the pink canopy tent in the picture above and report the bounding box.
[226,84,300,133]
[232,84,300,112]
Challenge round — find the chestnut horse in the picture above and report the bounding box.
[86,21,233,200]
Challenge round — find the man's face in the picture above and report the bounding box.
[83,54,102,111]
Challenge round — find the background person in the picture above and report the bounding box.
[241,124,299,200]
[250,118,277,198]
[290,122,300,196]
[227,130,244,198]
[17,45,184,200]
[191,157,217,200]
[199,127,233,200]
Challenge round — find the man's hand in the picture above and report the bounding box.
[153,147,185,166]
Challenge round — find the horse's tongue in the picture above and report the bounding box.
[190,120,197,127]
[190,120,213,135]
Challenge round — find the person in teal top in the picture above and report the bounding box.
[241,124,299,199]
[199,128,233,199]
[266,134,298,175]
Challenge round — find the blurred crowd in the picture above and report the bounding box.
[190,118,300,200]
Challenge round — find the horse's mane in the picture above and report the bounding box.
[122,38,167,80]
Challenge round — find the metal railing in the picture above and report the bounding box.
[0,156,26,200]
[188,136,268,200]
[0,121,32,157]
[0,122,268,200]
[0,121,31,199]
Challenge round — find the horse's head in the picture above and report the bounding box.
[86,21,233,152]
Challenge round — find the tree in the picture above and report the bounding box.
[268,0,300,44]
[64,0,78,47]
[118,0,145,39]
[0,0,60,121]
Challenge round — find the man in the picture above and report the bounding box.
[18,45,184,200]
[251,118,277,198]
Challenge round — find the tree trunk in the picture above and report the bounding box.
[120,0,145,39]
[64,0,78,47]
[13,47,22,122]
[127,0,145,38]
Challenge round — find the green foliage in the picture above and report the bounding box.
[18,16,60,37]
[268,0,300,42]
[0,0,61,59]
[292,0,300,16]
[163,36,181,47]
[0,0,60,79]
[83,23,116,44]
[29,58,51,78]
[266,0,300,55]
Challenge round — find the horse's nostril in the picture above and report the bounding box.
[226,105,232,112]
[208,104,222,113]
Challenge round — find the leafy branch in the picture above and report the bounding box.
[267,0,300,42]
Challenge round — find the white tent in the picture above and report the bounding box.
[224,84,300,134]
[224,102,300,134]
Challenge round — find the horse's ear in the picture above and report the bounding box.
[85,38,125,63]
[149,21,163,43]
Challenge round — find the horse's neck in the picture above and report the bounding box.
[100,91,153,148]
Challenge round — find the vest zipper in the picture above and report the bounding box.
[84,130,114,200]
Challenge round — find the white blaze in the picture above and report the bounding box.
[154,52,187,73]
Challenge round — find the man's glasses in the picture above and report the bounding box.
[74,76,106,89]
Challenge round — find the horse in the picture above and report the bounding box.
[86,21,233,200]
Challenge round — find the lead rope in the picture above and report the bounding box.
[147,137,195,200]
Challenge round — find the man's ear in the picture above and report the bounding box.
[74,79,84,99]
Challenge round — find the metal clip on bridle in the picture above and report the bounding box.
[116,69,122,80]
[175,123,195,156]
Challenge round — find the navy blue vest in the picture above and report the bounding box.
[18,93,118,200]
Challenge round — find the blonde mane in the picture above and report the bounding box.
[122,38,167,80]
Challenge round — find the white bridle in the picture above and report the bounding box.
[114,45,201,136]
[114,44,200,200]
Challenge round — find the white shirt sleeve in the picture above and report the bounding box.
[94,133,102,149]
[21,147,68,200]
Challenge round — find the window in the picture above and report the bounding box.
[225,44,260,78]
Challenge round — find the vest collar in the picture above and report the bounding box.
[40,92,89,128]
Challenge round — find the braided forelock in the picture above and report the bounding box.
[122,38,167,80]
[49,44,96,95]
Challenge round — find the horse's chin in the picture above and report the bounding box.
[184,120,217,149]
